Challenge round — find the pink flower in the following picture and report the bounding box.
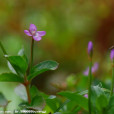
[83,62,99,76]
[84,94,88,98]
[24,24,46,41]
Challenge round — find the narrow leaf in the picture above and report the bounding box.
[58,91,88,111]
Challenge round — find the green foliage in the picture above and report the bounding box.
[96,95,108,111]
[0,73,24,83]
[28,60,59,80]
[0,92,9,107]
[58,91,88,111]
[91,85,110,113]
[5,55,28,76]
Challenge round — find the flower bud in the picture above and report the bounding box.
[110,49,114,61]
[88,41,93,58]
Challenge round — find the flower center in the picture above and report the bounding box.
[31,31,36,36]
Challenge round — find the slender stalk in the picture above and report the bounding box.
[25,84,31,104]
[88,58,92,114]
[30,38,34,72]
[111,59,114,96]
[24,75,31,104]
[0,42,7,55]
[24,38,34,104]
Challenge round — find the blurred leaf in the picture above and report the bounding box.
[18,48,25,56]
[30,86,39,99]
[5,55,28,75]
[0,73,24,83]
[31,95,46,110]
[15,84,27,101]
[96,95,108,111]
[54,99,70,113]
[7,62,16,74]
[46,95,59,112]
[30,85,48,99]
[58,91,88,111]
[55,90,88,113]
[91,85,106,104]
[106,96,114,114]
[66,74,76,88]
[0,92,8,107]
[28,60,59,80]
[18,48,28,64]
[91,85,110,113]
[18,102,29,108]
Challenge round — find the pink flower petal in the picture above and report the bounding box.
[33,34,42,41]
[24,30,32,36]
[37,31,46,36]
[29,24,37,33]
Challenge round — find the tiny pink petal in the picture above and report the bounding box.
[29,24,37,33]
[24,30,32,36]
[83,67,89,76]
[37,31,46,36]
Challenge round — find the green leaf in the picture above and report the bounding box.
[31,95,46,110]
[96,95,108,111]
[18,48,28,64]
[106,96,114,114]
[0,73,24,83]
[5,55,28,75]
[58,91,88,111]
[7,62,16,74]
[30,86,49,99]
[0,92,9,107]
[30,86,39,99]
[91,85,110,113]
[28,60,59,80]
[46,95,60,112]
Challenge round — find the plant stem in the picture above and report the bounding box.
[88,58,92,114]
[25,84,31,104]
[30,38,34,72]
[111,60,114,96]
[0,41,7,55]
[24,75,31,104]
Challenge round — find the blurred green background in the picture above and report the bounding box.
[0,0,114,111]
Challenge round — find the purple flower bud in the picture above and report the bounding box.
[110,49,114,61]
[88,41,93,57]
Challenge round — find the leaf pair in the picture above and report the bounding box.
[0,47,58,83]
